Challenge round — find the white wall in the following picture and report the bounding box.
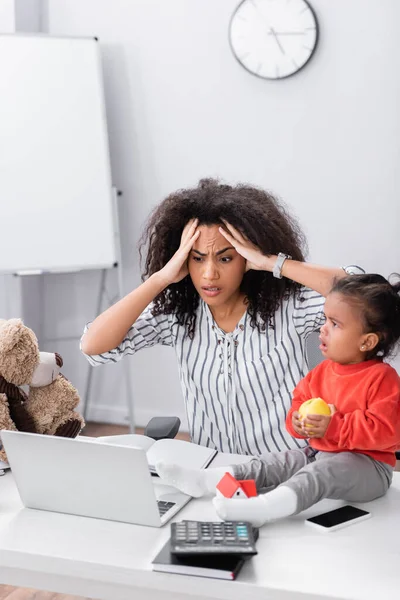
[13,0,400,427]
[0,0,42,321]
[0,0,16,32]
[14,0,41,32]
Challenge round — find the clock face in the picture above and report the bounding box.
[229,0,318,80]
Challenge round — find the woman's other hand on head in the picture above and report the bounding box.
[219,221,274,272]
[158,219,200,285]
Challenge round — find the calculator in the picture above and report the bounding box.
[170,520,259,556]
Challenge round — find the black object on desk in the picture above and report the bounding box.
[144,416,181,441]
[152,539,246,580]
[152,520,259,580]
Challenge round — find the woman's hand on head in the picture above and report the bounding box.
[219,222,274,272]
[158,219,200,285]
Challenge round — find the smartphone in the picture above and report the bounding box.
[305,505,371,532]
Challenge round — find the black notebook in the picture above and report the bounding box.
[152,540,245,580]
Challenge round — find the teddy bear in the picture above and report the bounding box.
[0,318,85,462]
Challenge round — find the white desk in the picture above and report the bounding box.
[1,454,400,600]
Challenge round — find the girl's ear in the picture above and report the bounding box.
[360,332,380,353]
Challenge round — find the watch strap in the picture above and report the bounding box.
[273,253,292,279]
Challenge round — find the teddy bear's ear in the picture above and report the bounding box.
[0,319,40,385]
[0,319,26,353]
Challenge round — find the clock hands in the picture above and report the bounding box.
[269,27,285,54]
[267,29,306,55]
[249,1,286,54]
[267,31,305,35]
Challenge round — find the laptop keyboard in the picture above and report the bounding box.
[157,500,176,516]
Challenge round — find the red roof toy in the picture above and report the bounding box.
[216,472,257,499]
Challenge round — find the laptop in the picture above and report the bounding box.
[0,430,191,527]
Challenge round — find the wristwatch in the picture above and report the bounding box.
[273,253,292,279]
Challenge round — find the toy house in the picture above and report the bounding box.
[216,472,257,499]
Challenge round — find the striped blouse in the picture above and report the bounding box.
[83,286,327,455]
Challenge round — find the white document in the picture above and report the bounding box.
[96,434,217,473]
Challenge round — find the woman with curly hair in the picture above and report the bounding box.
[81,178,361,455]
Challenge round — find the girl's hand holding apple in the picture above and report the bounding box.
[291,411,307,437]
[299,397,335,438]
[302,413,332,438]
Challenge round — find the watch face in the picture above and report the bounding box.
[229,0,318,80]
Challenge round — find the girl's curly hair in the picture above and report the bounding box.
[139,178,308,337]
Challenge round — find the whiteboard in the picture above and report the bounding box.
[0,34,117,273]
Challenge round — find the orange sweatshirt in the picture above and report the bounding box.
[286,359,400,467]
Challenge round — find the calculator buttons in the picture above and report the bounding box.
[170,520,258,556]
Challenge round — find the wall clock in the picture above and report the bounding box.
[229,0,319,80]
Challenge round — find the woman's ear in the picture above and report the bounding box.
[360,332,380,353]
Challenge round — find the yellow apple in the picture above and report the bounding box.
[298,398,331,427]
